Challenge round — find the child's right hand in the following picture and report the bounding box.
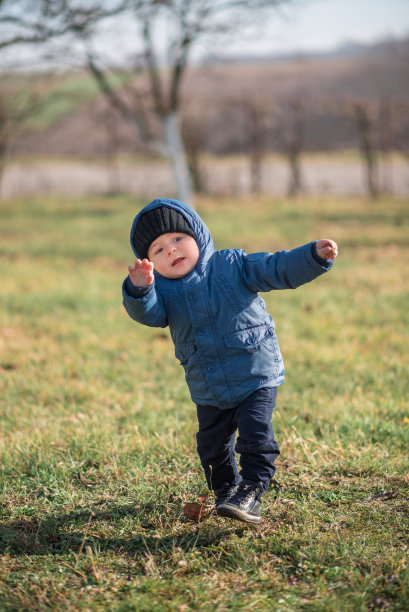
[128,259,155,286]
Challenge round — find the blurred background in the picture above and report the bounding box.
[1,0,408,202]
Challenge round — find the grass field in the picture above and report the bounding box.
[0,193,408,611]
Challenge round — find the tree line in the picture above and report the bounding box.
[1,1,408,200]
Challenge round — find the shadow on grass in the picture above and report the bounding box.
[0,501,246,559]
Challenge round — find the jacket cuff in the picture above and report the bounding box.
[311,242,332,268]
[125,277,153,298]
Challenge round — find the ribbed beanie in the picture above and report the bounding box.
[132,206,195,259]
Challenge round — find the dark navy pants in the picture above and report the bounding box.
[196,387,280,492]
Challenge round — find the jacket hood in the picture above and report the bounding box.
[130,198,215,274]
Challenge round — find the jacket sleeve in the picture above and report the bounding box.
[122,278,168,328]
[238,242,333,292]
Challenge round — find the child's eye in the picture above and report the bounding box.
[174,236,183,243]
[154,247,163,255]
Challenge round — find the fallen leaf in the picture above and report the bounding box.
[183,501,214,522]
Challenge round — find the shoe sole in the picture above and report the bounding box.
[216,505,261,524]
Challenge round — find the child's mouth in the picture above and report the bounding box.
[172,257,185,267]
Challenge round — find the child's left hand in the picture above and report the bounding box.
[316,239,338,260]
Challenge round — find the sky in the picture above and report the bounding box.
[1,0,409,70]
[96,0,409,66]
[221,0,409,57]
[112,0,409,64]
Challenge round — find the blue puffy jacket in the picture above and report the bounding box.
[122,198,332,409]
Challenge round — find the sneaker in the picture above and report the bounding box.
[216,479,264,524]
[214,482,239,507]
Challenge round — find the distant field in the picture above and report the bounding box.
[5,70,131,132]
[0,194,408,611]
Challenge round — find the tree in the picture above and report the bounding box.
[241,97,269,194]
[181,103,208,194]
[0,84,51,195]
[0,0,297,202]
[273,96,306,197]
[348,99,380,199]
[81,0,296,203]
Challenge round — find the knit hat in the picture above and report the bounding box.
[132,206,195,259]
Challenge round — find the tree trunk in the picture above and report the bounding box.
[187,149,205,194]
[352,103,379,199]
[379,97,394,195]
[364,148,379,199]
[250,150,262,194]
[287,151,302,197]
[163,112,193,204]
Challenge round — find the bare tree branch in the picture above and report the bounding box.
[85,47,153,142]
[0,0,129,49]
[142,8,166,116]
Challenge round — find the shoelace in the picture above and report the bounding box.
[235,484,260,504]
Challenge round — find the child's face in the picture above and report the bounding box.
[147,232,199,279]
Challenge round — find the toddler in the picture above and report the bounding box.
[122,198,338,524]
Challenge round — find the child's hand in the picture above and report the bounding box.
[316,239,338,260]
[128,259,155,286]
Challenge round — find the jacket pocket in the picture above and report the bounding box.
[223,323,275,354]
[175,342,196,365]
[222,323,282,385]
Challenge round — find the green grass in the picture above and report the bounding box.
[1,193,408,611]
